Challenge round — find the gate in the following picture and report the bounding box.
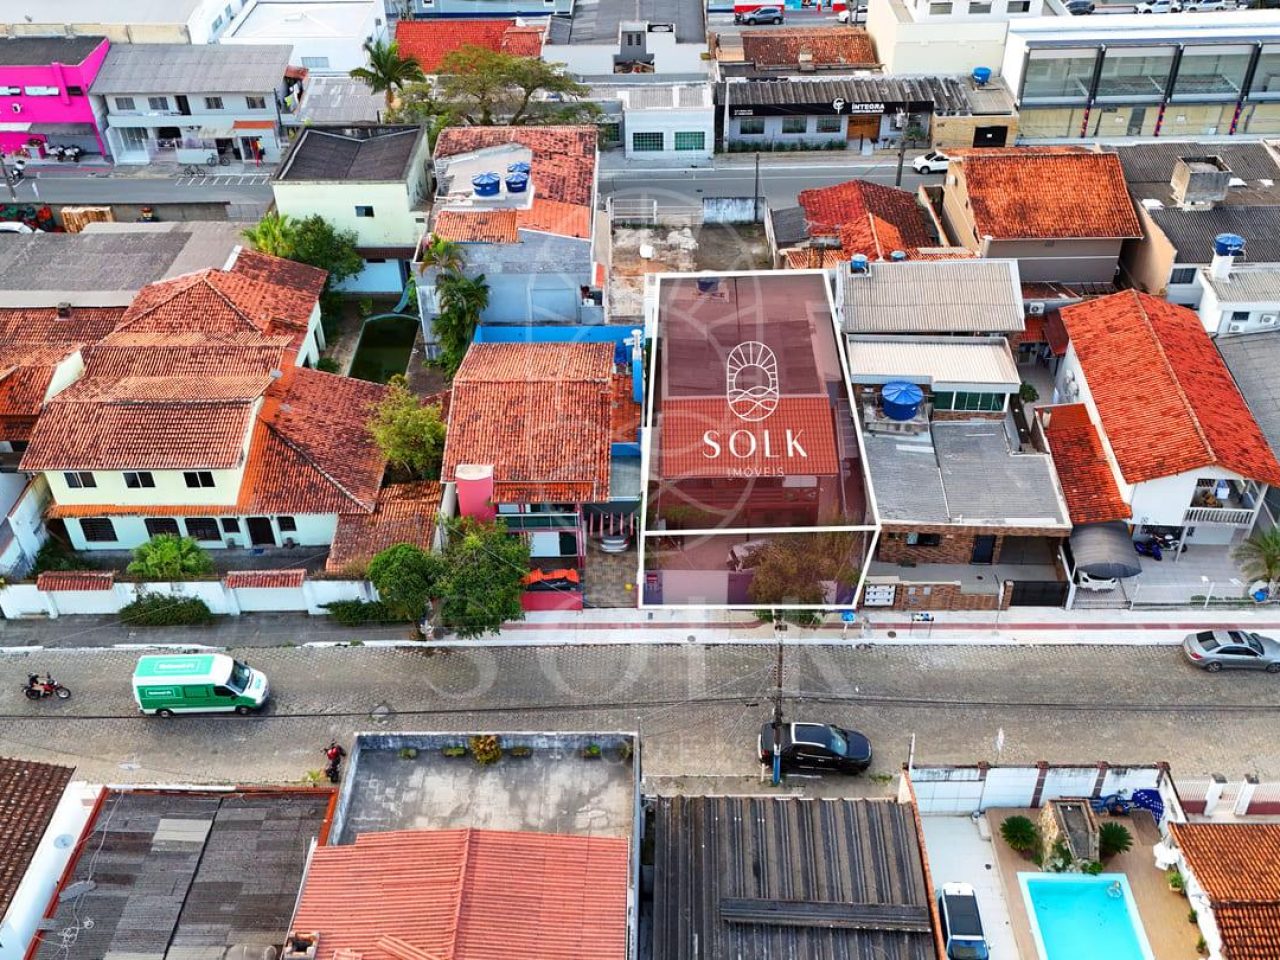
[1009,580,1069,607]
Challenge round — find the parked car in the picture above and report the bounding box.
[757,721,873,774]
[1183,630,1280,672]
[913,150,950,174]
[598,533,631,554]
[1076,570,1119,592]
[1135,0,1182,11]
[735,5,785,23]
[1181,0,1234,9]
[938,883,990,960]
[133,653,270,717]
[836,1,868,20]
[1065,0,1096,12]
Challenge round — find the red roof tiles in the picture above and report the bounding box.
[739,27,877,66]
[443,343,620,504]
[659,397,840,480]
[326,481,444,574]
[35,570,115,591]
[230,248,327,301]
[793,180,937,261]
[395,19,545,72]
[0,757,74,918]
[433,209,518,244]
[957,150,1142,240]
[1041,403,1130,525]
[1215,904,1280,960]
[291,828,629,960]
[224,569,306,589]
[1062,290,1280,486]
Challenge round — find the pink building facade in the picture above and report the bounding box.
[0,36,111,157]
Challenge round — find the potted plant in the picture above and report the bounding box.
[441,745,467,758]
[999,815,1040,859]
[581,743,602,760]
[1167,869,1186,894]
[469,734,502,765]
[1099,822,1134,861]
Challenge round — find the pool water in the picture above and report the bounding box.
[1019,874,1155,960]
[348,315,418,384]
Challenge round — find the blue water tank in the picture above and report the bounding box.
[890,250,908,262]
[508,161,531,175]
[505,172,529,193]
[850,254,869,274]
[881,381,924,421]
[972,66,992,87]
[471,172,501,197]
[1214,232,1246,257]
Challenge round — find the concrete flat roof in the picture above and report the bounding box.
[848,336,1021,391]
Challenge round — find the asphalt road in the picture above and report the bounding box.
[2,643,1276,789]
[5,170,274,206]
[599,160,933,207]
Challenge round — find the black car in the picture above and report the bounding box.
[735,5,785,24]
[757,721,873,774]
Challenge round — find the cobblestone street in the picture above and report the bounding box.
[2,643,1275,788]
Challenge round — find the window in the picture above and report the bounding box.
[599,122,621,144]
[63,471,96,489]
[147,96,169,111]
[221,518,241,533]
[1095,46,1177,101]
[1007,0,1030,9]
[781,116,808,134]
[277,516,297,532]
[1173,46,1252,99]
[1231,310,1251,323]
[815,115,842,133]
[632,131,664,152]
[246,95,266,110]
[928,1,953,13]
[124,471,155,489]
[623,31,644,47]
[905,532,942,546]
[212,14,224,30]
[23,86,57,96]
[80,518,117,543]
[738,118,765,135]
[355,205,375,217]
[674,130,705,151]
[1022,50,1097,101]
[1169,267,1197,285]
[204,96,224,110]
[145,518,181,538]
[932,391,1004,412]
[185,517,222,541]
[225,3,233,16]
[969,0,991,10]
[301,56,331,69]
[66,85,84,96]
[184,471,215,488]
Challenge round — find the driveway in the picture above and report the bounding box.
[922,816,1019,959]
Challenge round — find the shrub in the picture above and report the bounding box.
[398,747,418,760]
[315,356,341,374]
[1081,860,1104,875]
[127,534,214,580]
[510,745,533,758]
[1099,822,1134,860]
[1168,869,1186,892]
[1000,815,1039,855]
[1197,935,1207,955]
[1188,908,1198,923]
[323,599,402,625]
[119,593,214,626]
[32,539,94,576]
[441,745,467,758]
[469,734,501,765]
[1045,838,1074,873]
[582,743,602,759]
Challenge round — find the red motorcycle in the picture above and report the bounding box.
[323,740,346,783]
[24,673,71,700]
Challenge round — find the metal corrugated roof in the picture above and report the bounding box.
[1202,265,1280,304]
[91,43,293,95]
[848,336,1020,389]
[1217,331,1280,455]
[842,260,1025,333]
[725,75,985,116]
[1151,206,1280,266]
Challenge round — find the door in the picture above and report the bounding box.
[1126,108,1146,137]
[1217,644,1260,669]
[971,535,996,564]
[175,95,191,116]
[1010,580,1070,607]
[246,516,275,546]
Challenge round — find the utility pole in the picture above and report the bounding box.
[771,615,787,786]
[894,114,909,188]
[753,151,761,223]
[0,155,16,202]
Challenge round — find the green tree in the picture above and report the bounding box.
[433,271,489,378]
[385,81,448,126]
[241,214,363,289]
[349,38,425,109]
[1235,527,1280,592]
[745,532,863,610]
[127,534,215,580]
[367,374,447,480]
[418,234,465,275]
[1099,822,1134,860]
[368,543,445,622]
[433,517,529,639]
[1000,815,1040,855]
[436,47,599,125]
[241,211,296,259]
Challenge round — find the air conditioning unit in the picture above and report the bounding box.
[1228,322,1244,333]
[1028,302,1045,316]
[1262,314,1278,326]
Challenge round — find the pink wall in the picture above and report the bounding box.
[0,38,110,156]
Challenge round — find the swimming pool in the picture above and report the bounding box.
[1019,873,1156,960]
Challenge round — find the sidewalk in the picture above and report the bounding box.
[597,147,922,171]
[4,604,1280,651]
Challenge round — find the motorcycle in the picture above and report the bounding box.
[1134,538,1164,561]
[323,740,347,784]
[24,673,71,700]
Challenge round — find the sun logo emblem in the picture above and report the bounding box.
[726,341,779,422]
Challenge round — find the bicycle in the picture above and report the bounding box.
[181,164,202,177]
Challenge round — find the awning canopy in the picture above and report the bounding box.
[1071,521,1141,579]
[196,126,234,138]
[28,122,97,136]
[233,119,276,130]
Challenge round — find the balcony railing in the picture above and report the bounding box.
[1184,505,1255,526]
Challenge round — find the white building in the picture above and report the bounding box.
[1197,257,1280,337]
[0,0,249,44]
[611,84,714,162]
[543,0,709,82]
[865,0,1065,77]
[220,0,386,73]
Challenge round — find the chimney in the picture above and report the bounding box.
[1210,233,1245,281]
[55,302,71,319]
[629,328,643,405]
[1170,156,1231,210]
[455,463,496,522]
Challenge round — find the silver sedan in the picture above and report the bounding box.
[1183,630,1280,673]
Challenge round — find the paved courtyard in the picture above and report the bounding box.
[2,643,1279,788]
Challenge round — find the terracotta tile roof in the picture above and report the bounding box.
[793,180,937,261]
[1062,291,1280,486]
[443,343,615,504]
[611,374,641,442]
[517,199,592,240]
[659,397,840,480]
[1042,403,1130,525]
[395,19,544,72]
[1215,904,1280,960]
[958,150,1142,240]
[1044,308,1069,357]
[435,126,596,208]
[0,757,74,918]
[326,481,444,574]
[1171,822,1280,902]
[84,335,290,379]
[291,828,630,960]
[36,570,116,591]
[230,248,328,300]
[224,569,306,589]
[433,208,518,244]
[1020,312,1046,344]
[739,27,877,67]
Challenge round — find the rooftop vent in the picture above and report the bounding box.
[55,301,71,318]
[1170,155,1231,210]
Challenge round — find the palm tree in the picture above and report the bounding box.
[435,271,489,378]
[418,234,465,275]
[242,211,297,258]
[1235,527,1280,594]
[350,39,425,110]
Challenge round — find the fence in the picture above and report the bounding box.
[606,197,704,227]
[909,762,1167,815]
[1177,775,1278,816]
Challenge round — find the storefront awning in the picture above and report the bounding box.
[1071,521,1141,580]
[28,122,97,136]
[196,126,235,138]
[233,119,277,130]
